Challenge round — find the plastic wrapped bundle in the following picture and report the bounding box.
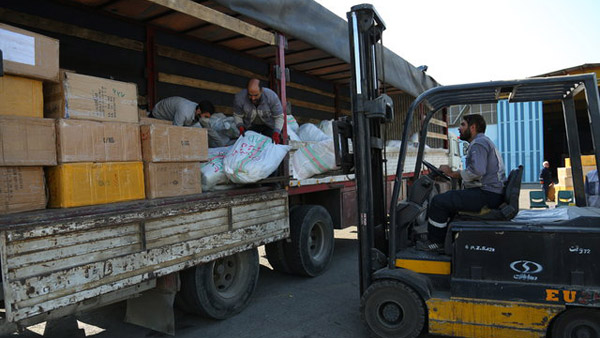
[287,114,300,132]
[201,146,231,191]
[298,123,330,142]
[290,139,337,180]
[224,131,290,183]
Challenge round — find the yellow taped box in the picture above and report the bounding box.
[47,162,145,208]
[0,75,43,118]
[0,115,57,166]
[141,124,208,162]
[0,167,47,214]
[44,71,139,123]
[56,119,141,163]
[565,155,596,167]
[144,162,202,199]
[0,23,59,82]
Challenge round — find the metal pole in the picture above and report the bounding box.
[562,97,587,206]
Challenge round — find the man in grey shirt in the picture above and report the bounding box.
[233,78,284,143]
[151,96,209,126]
[419,114,506,251]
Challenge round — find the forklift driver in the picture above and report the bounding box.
[418,114,506,252]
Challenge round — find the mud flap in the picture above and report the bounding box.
[125,273,179,335]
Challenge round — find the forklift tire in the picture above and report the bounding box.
[179,248,259,320]
[284,205,334,277]
[361,280,426,338]
[550,308,600,338]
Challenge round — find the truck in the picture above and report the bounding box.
[346,4,600,338]
[0,0,445,335]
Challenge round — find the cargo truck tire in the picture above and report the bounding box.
[361,280,425,338]
[550,308,600,338]
[179,248,259,320]
[265,240,292,274]
[285,205,334,277]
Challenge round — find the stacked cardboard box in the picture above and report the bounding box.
[45,71,145,208]
[555,163,597,203]
[141,123,207,199]
[0,24,59,214]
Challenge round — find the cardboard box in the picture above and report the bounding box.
[144,162,202,199]
[44,71,139,123]
[141,124,208,162]
[0,75,43,118]
[0,23,59,82]
[0,167,47,214]
[47,162,145,208]
[0,116,56,166]
[565,155,596,168]
[139,117,171,125]
[56,119,141,163]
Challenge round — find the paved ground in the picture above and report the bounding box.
[13,184,549,337]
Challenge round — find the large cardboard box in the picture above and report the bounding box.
[141,124,208,162]
[44,71,139,123]
[0,116,56,166]
[0,23,59,82]
[144,162,202,199]
[47,162,145,208]
[0,75,43,118]
[56,119,141,163]
[565,155,596,168]
[0,167,47,214]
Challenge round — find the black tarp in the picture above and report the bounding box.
[214,0,440,97]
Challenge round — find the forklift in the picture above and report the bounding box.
[346,4,600,338]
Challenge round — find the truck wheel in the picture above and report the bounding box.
[179,248,259,320]
[551,308,600,338]
[284,205,334,277]
[265,240,292,273]
[361,280,426,338]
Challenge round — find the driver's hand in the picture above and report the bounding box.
[439,165,452,175]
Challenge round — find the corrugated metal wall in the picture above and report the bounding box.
[497,100,544,183]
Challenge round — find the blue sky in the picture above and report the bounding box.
[315,0,600,85]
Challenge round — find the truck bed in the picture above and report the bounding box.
[0,187,288,326]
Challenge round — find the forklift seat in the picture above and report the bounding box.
[456,165,524,221]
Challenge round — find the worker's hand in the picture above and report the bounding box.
[439,165,452,175]
[238,126,246,137]
[272,131,280,144]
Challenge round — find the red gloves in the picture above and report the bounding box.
[238,126,246,137]
[272,131,280,144]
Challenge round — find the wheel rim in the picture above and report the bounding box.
[211,254,247,299]
[378,301,404,327]
[308,221,327,263]
[569,323,599,338]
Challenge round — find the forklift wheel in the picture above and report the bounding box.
[550,308,600,338]
[361,280,425,338]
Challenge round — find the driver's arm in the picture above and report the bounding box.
[440,143,486,181]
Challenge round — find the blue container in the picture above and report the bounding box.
[496,100,544,183]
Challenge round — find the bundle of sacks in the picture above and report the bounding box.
[201,132,290,190]
[289,116,339,180]
[201,114,341,190]
[198,113,240,148]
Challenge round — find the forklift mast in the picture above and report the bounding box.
[347,4,393,294]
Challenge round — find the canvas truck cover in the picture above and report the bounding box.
[214,0,440,97]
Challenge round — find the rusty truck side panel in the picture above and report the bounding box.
[0,189,288,324]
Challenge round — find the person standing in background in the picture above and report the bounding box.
[540,161,554,201]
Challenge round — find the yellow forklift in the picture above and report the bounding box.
[345,5,600,338]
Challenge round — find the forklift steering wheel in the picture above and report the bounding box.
[422,160,452,181]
